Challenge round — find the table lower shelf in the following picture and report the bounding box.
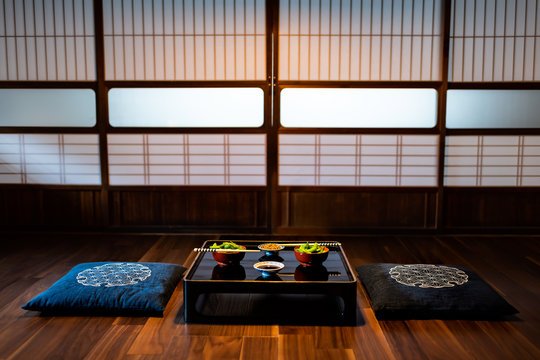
[184,284,358,325]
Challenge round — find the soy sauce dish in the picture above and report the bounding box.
[253,261,284,277]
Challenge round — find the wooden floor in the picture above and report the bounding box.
[0,233,539,360]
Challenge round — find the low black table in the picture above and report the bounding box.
[183,240,357,325]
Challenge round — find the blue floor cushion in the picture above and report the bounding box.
[356,263,518,319]
[22,262,186,316]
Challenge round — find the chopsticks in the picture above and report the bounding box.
[278,272,342,277]
[271,242,341,247]
[193,248,261,253]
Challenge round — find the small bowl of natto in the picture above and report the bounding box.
[258,243,285,256]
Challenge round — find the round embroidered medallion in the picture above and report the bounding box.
[389,264,468,288]
[76,263,151,287]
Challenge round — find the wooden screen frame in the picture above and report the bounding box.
[1,0,539,233]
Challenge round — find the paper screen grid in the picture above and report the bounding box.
[0,0,96,81]
[0,134,101,184]
[279,0,442,81]
[108,134,266,185]
[102,0,266,80]
[445,136,540,186]
[279,134,439,186]
[449,0,540,82]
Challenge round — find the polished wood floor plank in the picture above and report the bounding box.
[314,326,356,349]
[351,308,397,360]
[83,325,143,360]
[378,321,428,360]
[181,323,212,336]
[278,335,317,360]
[137,237,184,263]
[0,317,51,359]
[243,324,279,337]
[475,320,540,359]
[127,287,186,356]
[162,335,207,360]
[8,317,115,360]
[314,348,356,360]
[201,336,244,359]
[438,235,540,342]
[113,316,148,326]
[240,336,278,360]
[208,324,247,337]
[395,320,472,359]
[443,320,539,360]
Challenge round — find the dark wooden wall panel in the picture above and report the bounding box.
[109,190,267,229]
[0,188,101,228]
[277,190,437,231]
[2,187,540,232]
[444,188,540,229]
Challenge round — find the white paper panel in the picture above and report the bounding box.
[103,0,266,80]
[279,0,442,81]
[444,135,540,186]
[447,90,540,129]
[281,88,437,128]
[0,0,95,81]
[0,134,100,184]
[279,134,438,186]
[108,134,266,185]
[0,89,96,127]
[108,87,264,127]
[450,0,540,82]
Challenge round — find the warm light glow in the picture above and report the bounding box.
[108,88,264,127]
[281,88,437,128]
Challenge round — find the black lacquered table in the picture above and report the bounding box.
[183,240,357,325]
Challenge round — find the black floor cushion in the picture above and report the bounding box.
[356,263,518,319]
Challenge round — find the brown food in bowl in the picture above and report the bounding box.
[260,243,282,250]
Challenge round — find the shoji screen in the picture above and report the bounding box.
[280,134,439,186]
[445,136,540,186]
[104,0,268,186]
[278,0,443,81]
[0,134,100,185]
[449,0,539,82]
[103,0,266,80]
[278,1,442,189]
[108,134,266,185]
[0,0,98,187]
[0,0,95,81]
[446,1,540,188]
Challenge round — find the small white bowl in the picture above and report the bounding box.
[253,261,284,277]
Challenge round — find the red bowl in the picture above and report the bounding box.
[211,245,246,266]
[294,246,329,266]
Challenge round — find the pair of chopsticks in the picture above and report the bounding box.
[278,272,342,277]
[269,242,341,247]
[193,248,261,253]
